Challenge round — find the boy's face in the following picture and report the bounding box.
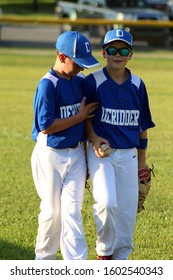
[102,40,133,70]
[58,53,84,77]
[64,56,84,76]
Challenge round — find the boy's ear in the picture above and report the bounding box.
[129,51,133,60]
[58,53,66,63]
[102,49,106,58]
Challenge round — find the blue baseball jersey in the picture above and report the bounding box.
[32,68,85,148]
[84,67,155,149]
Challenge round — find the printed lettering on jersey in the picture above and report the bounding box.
[101,107,139,126]
[60,103,80,118]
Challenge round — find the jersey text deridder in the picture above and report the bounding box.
[101,107,139,126]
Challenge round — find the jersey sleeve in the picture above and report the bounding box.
[33,78,56,131]
[83,74,97,104]
[139,80,155,131]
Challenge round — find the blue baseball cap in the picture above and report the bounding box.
[102,29,133,48]
[56,31,99,69]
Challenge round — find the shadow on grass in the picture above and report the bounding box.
[0,240,35,260]
[0,240,64,260]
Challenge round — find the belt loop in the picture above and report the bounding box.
[69,141,82,149]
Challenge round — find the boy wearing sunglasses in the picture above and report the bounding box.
[84,29,155,260]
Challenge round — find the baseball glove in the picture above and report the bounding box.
[137,164,155,213]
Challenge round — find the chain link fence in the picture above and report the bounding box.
[0,19,173,49]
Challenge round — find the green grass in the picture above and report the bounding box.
[0,47,173,260]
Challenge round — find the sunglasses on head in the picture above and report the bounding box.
[104,47,131,56]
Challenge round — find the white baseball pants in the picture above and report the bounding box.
[31,143,87,260]
[87,143,138,260]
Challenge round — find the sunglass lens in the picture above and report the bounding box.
[106,48,117,55]
[120,48,130,56]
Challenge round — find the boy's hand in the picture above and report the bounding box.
[91,137,110,158]
[79,97,98,120]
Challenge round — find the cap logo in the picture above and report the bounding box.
[85,42,90,53]
[116,29,124,38]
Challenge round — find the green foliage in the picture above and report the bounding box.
[0,48,172,260]
[0,0,56,15]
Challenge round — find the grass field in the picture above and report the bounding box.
[0,47,173,260]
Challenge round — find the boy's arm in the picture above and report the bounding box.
[85,119,109,158]
[42,97,98,134]
[137,130,148,169]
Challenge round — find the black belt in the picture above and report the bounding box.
[69,142,83,149]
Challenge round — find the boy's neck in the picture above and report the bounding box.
[53,67,71,80]
[106,67,130,85]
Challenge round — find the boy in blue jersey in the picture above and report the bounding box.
[84,29,155,260]
[31,31,99,260]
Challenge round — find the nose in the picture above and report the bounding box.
[115,51,121,56]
